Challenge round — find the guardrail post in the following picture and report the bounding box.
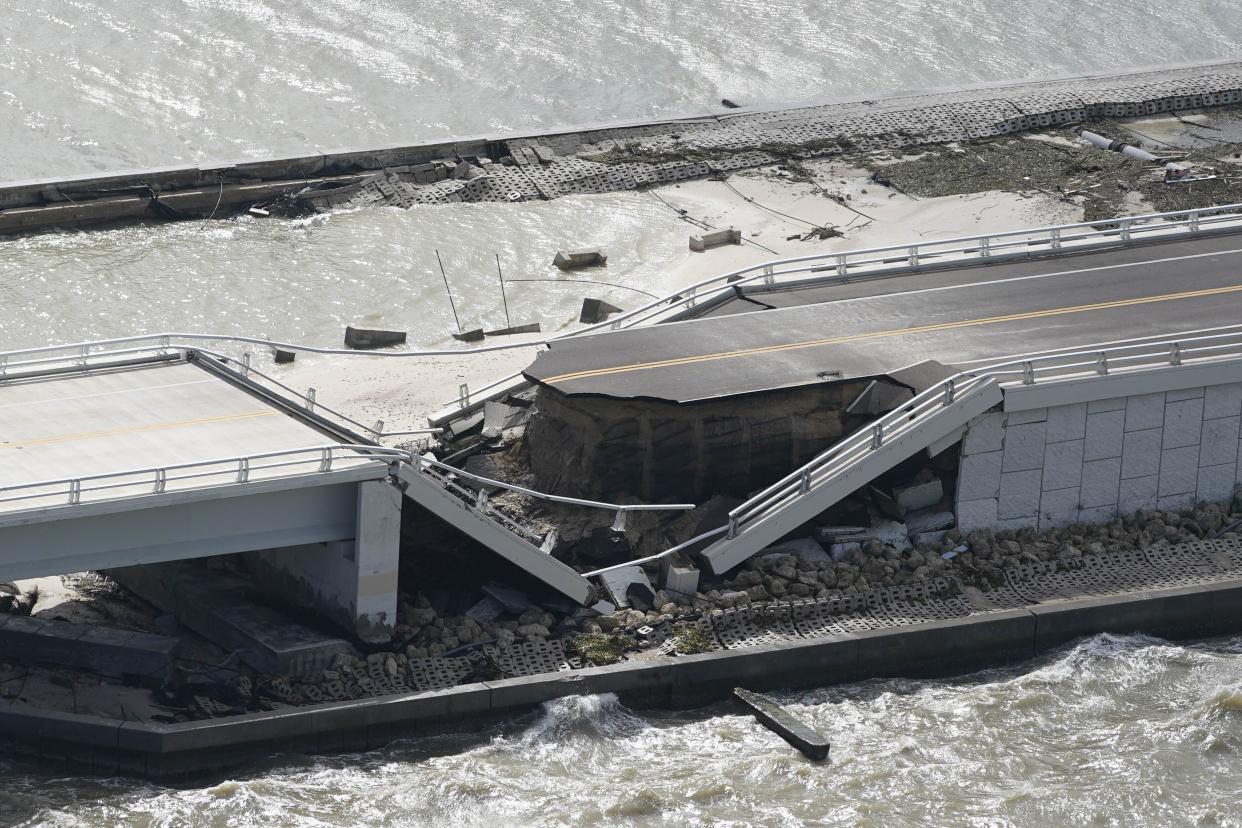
[1022,361,1035,385]
[1120,219,1132,241]
[154,468,166,494]
[159,335,170,354]
[610,508,628,533]
[474,489,489,511]
[1170,342,1182,366]
[372,419,385,437]
[241,352,251,378]
[1095,352,1108,376]
[799,470,811,494]
[68,479,81,505]
[320,448,333,472]
[836,254,848,280]
[908,246,919,267]
[0,355,6,380]
[1190,210,1201,232]
[1049,228,1062,250]
[762,264,774,285]
[979,237,991,258]
[871,423,884,449]
[458,383,470,408]
[77,344,89,367]
[942,379,956,406]
[305,388,316,412]
[236,458,250,483]
[726,515,738,540]
[540,529,558,553]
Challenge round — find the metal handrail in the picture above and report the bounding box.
[3,202,1242,402]
[717,327,1242,544]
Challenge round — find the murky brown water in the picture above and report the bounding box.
[3,634,1241,827]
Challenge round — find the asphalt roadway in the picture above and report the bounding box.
[524,233,1242,402]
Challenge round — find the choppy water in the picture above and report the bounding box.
[3,0,1242,351]
[4,2,1242,823]
[3,634,1242,826]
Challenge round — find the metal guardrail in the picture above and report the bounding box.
[0,444,404,513]
[3,202,1242,426]
[432,200,1242,418]
[716,327,1242,547]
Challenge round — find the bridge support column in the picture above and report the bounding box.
[246,480,400,643]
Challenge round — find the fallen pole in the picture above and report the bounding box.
[733,687,830,761]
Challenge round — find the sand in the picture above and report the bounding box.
[279,159,1081,437]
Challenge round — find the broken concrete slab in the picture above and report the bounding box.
[482,584,535,615]
[895,478,944,513]
[273,349,296,364]
[905,508,955,535]
[599,566,653,609]
[344,326,407,350]
[553,249,608,270]
[689,228,741,252]
[579,298,623,324]
[451,328,485,343]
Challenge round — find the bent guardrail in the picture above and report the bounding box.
[709,327,1242,560]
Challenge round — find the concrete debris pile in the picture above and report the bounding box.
[179,495,1242,714]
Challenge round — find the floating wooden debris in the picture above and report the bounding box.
[734,687,830,761]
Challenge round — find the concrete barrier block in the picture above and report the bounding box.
[1081,457,1122,508]
[1084,410,1125,461]
[1158,445,1199,498]
[1041,439,1084,491]
[1121,428,1162,479]
[553,249,607,270]
[344,326,407,350]
[1125,392,1166,431]
[999,469,1041,519]
[853,610,1035,679]
[1162,398,1205,449]
[0,708,121,749]
[1002,422,1047,472]
[689,228,742,252]
[1200,416,1240,467]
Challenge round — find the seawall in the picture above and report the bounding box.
[4,59,1242,235]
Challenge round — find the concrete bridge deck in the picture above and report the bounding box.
[525,232,1242,402]
[0,358,376,515]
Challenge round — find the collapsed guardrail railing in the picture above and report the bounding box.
[713,327,1242,557]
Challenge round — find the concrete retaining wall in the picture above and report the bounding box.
[6,579,1242,779]
[957,378,1242,531]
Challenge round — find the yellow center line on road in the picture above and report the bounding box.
[0,410,279,449]
[543,283,1242,386]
